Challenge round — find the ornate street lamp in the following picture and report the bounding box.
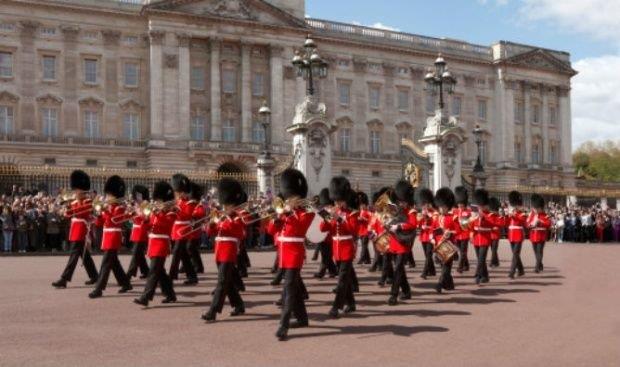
[424,54,457,110]
[258,100,271,157]
[473,124,484,173]
[292,34,328,96]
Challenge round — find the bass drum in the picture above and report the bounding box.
[373,232,391,254]
[306,213,328,244]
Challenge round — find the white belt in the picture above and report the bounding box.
[174,221,191,225]
[278,236,305,243]
[132,224,142,229]
[509,226,524,230]
[215,236,240,244]
[333,235,353,241]
[474,227,492,231]
[532,227,547,231]
[71,218,87,224]
[103,228,122,232]
[149,234,170,240]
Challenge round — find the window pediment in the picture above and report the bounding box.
[79,97,104,108]
[36,93,63,104]
[0,91,19,103]
[119,98,143,110]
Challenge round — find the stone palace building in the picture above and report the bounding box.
[0,0,578,195]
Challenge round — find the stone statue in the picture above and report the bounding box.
[307,128,327,181]
[404,163,421,188]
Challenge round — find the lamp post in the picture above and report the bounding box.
[256,101,274,196]
[258,100,271,157]
[292,34,328,97]
[424,54,456,111]
[471,124,487,189]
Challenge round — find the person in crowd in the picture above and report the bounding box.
[1,206,15,252]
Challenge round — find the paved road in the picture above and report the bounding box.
[1,241,619,367]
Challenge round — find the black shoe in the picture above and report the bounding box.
[343,305,356,314]
[353,285,359,293]
[303,293,309,300]
[328,308,339,318]
[290,320,309,328]
[386,278,393,285]
[276,327,288,341]
[270,268,277,274]
[270,279,281,286]
[420,274,427,280]
[456,267,464,274]
[399,292,412,300]
[534,268,541,274]
[518,270,525,277]
[481,277,490,283]
[274,299,283,307]
[475,276,481,285]
[237,284,246,292]
[388,296,398,306]
[332,287,338,294]
[84,279,97,285]
[445,284,455,291]
[118,285,133,294]
[368,266,377,273]
[329,272,337,278]
[313,272,325,279]
[133,297,148,306]
[434,284,443,293]
[429,271,436,277]
[202,311,216,323]
[161,295,177,304]
[52,279,67,288]
[230,307,245,316]
[508,272,515,279]
[183,279,198,286]
[377,280,385,287]
[88,290,103,299]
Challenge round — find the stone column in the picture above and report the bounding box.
[210,37,221,141]
[523,82,532,164]
[102,30,121,138]
[60,24,79,135]
[18,20,39,133]
[496,73,515,165]
[558,87,572,168]
[148,30,165,142]
[270,45,284,144]
[177,33,191,139]
[241,41,252,143]
[541,84,550,165]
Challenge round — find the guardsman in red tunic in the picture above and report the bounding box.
[488,197,505,268]
[169,174,198,285]
[88,175,133,299]
[368,187,393,282]
[187,182,206,274]
[527,194,552,273]
[357,192,372,265]
[453,186,472,273]
[236,191,252,279]
[418,188,437,279]
[134,182,177,306]
[313,188,338,279]
[386,180,417,306]
[268,169,315,341]
[320,177,359,318]
[127,185,150,279]
[52,170,99,288]
[202,178,246,322]
[468,189,502,284]
[433,188,459,293]
[268,194,285,286]
[507,191,527,278]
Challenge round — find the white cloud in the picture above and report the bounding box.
[351,21,400,32]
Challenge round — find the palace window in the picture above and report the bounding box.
[532,142,541,164]
[86,159,98,167]
[222,69,236,94]
[338,82,350,106]
[514,141,523,163]
[252,121,265,143]
[84,59,98,84]
[41,108,58,137]
[397,90,409,112]
[124,62,139,87]
[0,52,12,77]
[549,106,557,125]
[83,110,99,138]
[40,27,56,36]
[191,67,205,90]
[532,104,541,124]
[252,73,265,97]
[451,96,462,116]
[0,106,14,135]
[123,112,140,141]
[425,93,435,114]
[550,142,558,164]
[190,115,206,141]
[369,86,380,110]
[514,100,524,123]
[42,56,56,81]
[369,130,381,154]
[222,119,236,142]
[339,128,351,152]
[477,99,487,121]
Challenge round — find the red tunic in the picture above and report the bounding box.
[188,202,206,241]
[207,214,245,263]
[433,211,458,245]
[507,209,527,243]
[489,213,505,241]
[130,213,149,243]
[527,211,551,244]
[267,208,315,269]
[468,210,500,247]
[147,209,177,258]
[96,203,131,251]
[357,209,372,237]
[171,198,196,241]
[418,208,437,244]
[320,207,359,262]
[389,207,418,255]
[65,199,93,242]
[453,206,472,241]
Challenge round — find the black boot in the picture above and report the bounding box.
[202,310,216,323]
[52,279,67,288]
[84,278,97,285]
[276,327,288,341]
[230,306,245,316]
[161,295,177,304]
[88,290,103,299]
[118,284,133,294]
[133,297,148,306]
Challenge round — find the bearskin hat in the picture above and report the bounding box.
[70,170,91,191]
[489,197,501,212]
[357,191,369,206]
[508,190,523,207]
[280,168,308,199]
[217,177,243,206]
[391,180,415,205]
[318,188,333,207]
[171,173,191,194]
[346,189,359,210]
[237,190,248,206]
[189,182,203,202]
[531,193,545,210]
[329,176,351,202]
[434,187,455,210]
[472,189,490,207]
[372,187,391,204]
[104,175,126,198]
[417,187,435,207]
[131,185,150,202]
[454,186,468,206]
[153,181,174,202]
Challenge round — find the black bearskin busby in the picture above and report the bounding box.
[329,176,352,202]
[70,170,91,191]
[318,188,333,207]
[472,188,490,207]
[346,190,360,210]
[217,178,243,206]
[280,168,308,199]
[391,180,415,205]
[153,181,174,202]
[434,187,455,210]
[455,186,468,206]
[132,185,150,202]
[189,182,203,202]
[489,197,501,212]
[171,173,191,194]
[531,193,545,210]
[357,191,369,206]
[104,175,126,198]
[417,187,434,207]
[508,190,523,207]
[237,190,248,206]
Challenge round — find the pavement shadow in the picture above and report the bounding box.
[287,324,449,340]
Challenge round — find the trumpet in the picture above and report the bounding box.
[242,196,318,225]
[142,200,177,217]
[57,189,96,204]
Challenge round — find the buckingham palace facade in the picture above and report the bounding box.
[0,0,576,194]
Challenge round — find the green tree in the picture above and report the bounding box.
[573,140,620,182]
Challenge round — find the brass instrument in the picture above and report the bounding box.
[371,191,399,254]
[434,238,459,264]
[142,200,177,217]
[241,197,287,225]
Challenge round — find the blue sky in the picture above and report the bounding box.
[305,0,620,149]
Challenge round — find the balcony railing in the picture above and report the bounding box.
[50,0,144,10]
[0,134,146,148]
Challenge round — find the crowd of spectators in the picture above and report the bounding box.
[546,203,620,243]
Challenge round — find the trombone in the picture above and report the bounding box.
[178,201,249,238]
[241,196,318,225]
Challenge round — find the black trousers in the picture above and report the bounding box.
[316,241,337,277]
[371,252,384,271]
[279,269,308,330]
[358,236,371,264]
[333,261,355,309]
[456,239,470,271]
[438,258,454,290]
[187,238,205,273]
[237,246,250,277]
[60,241,98,282]
[532,242,545,272]
[422,242,436,276]
[380,252,394,283]
[93,249,130,292]
[233,264,245,291]
[405,248,416,268]
[169,239,197,281]
[207,262,244,314]
[390,254,411,297]
[474,246,490,281]
[490,239,500,267]
[509,242,524,275]
[127,242,149,278]
[141,257,175,301]
[271,251,279,273]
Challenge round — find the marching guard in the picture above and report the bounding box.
[418,188,437,279]
[488,197,505,268]
[468,189,501,284]
[433,187,458,293]
[313,188,338,279]
[52,170,98,288]
[369,187,394,285]
[127,185,150,279]
[357,192,372,265]
[507,190,527,278]
[169,174,199,285]
[527,194,551,273]
[453,186,472,273]
[187,182,206,274]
